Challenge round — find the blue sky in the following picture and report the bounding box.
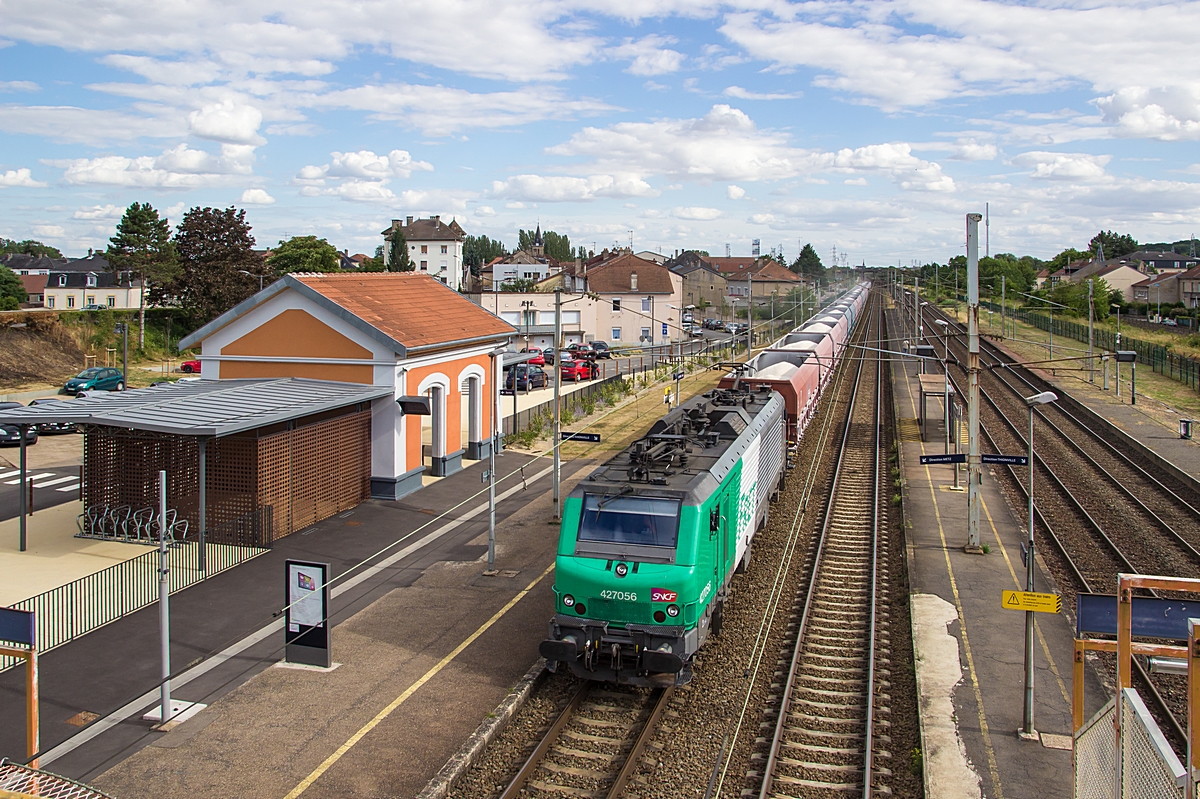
[1,0,1198,264]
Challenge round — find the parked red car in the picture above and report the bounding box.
[520,348,545,366]
[181,359,201,373]
[561,359,597,381]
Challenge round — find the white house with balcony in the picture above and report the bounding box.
[381,215,467,291]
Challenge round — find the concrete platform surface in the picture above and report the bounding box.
[890,307,1107,799]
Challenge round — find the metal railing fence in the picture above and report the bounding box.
[2,509,271,671]
[981,301,1200,393]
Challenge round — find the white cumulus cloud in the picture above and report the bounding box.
[0,167,46,188]
[50,143,254,187]
[611,35,685,76]
[73,204,123,219]
[727,184,746,200]
[490,174,658,202]
[241,188,275,204]
[673,206,722,221]
[1011,151,1112,180]
[188,98,265,145]
[0,81,39,93]
[1096,87,1200,141]
[298,149,433,183]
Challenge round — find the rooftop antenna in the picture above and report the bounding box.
[985,202,990,258]
[726,243,731,258]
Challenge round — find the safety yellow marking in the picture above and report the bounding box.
[283,562,556,798]
[904,371,1005,799]
[1002,590,1062,613]
[982,497,1071,707]
[896,418,921,442]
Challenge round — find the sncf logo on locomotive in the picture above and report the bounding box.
[651,588,678,602]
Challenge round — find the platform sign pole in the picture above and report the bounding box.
[966,213,984,553]
[553,288,562,521]
[1022,406,1037,739]
[19,425,27,551]
[0,608,38,767]
[158,470,171,724]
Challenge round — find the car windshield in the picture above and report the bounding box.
[75,368,102,378]
[578,494,680,548]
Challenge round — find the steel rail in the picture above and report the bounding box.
[758,297,881,799]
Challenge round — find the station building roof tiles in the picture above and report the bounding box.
[179,272,515,355]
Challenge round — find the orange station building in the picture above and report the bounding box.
[178,273,516,500]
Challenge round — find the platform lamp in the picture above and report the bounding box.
[1022,390,1058,740]
[934,319,951,456]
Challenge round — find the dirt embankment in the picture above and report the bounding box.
[0,314,86,391]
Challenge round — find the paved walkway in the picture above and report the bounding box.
[889,306,1106,799]
[0,449,586,788]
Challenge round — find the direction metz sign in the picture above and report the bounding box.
[920,454,966,465]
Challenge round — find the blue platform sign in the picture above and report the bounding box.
[982,453,1029,466]
[920,454,966,465]
[662,322,668,337]
[0,607,34,647]
[1077,593,1200,641]
[561,432,601,443]
[500,389,515,396]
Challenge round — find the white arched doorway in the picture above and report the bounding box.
[418,373,457,477]
[459,364,487,460]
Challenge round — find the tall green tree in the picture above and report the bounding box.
[1048,248,1088,271]
[463,234,507,276]
[1089,230,1139,259]
[791,243,825,284]
[0,265,27,310]
[166,207,262,326]
[268,235,341,274]
[107,202,178,348]
[0,238,62,258]
[388,227,413,271]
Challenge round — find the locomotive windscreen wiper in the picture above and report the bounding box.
[596,485,633,509]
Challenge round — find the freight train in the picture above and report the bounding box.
[539,283,870,686]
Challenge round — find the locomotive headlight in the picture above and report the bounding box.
[563,594,576,607]
[614,562,629,578]
[666,604,680,618]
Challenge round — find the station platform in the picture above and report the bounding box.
[888,308,1107,799]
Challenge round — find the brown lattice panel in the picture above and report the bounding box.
[81,406,370,544]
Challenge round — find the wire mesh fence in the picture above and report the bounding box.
[0,760,112,798]
[981,301,1200,393]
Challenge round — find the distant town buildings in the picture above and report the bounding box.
[381,216,467,291]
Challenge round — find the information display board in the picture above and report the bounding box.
[285,560,331,668]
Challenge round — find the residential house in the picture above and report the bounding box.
[19,274,47,307]
[635,250,668,265]
[669,260,728,315]
[43,271,144,310]
[1132,273,1181,308]
[1129,250,1200,274]
[1065,260,1146,303]
[1034,269,1050,289]
[723,260,806,304]
[482,228,563,289]
[381,215,467,291]
[1178,266,1200,309]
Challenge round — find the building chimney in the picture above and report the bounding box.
[406,216,413,226]
[630,272,638,291]
[392,218,400,228]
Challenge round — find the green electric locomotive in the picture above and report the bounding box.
[539,383,786,686]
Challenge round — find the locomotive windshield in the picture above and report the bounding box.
[578,494,681,549]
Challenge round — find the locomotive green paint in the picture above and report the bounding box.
[552,459,746,628]
[540,386,784,687]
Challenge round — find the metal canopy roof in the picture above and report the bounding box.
[0,378,391,437]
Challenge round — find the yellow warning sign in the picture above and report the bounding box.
[1002,590,1062,613]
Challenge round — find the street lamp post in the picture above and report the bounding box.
[114,323,128,389]
[1112,304,1123,397]
[935,319,951,455]
[1022,390,1058,740]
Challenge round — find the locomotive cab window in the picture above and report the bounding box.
[575,494,681,563]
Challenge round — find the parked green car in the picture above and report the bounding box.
[63,367,125,395]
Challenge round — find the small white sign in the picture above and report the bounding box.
[289,563,324,628]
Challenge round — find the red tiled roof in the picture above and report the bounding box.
[293,273,514,350]
[704,256,760,275]
[583,254,675,294]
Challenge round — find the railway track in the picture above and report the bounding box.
[907,296,1196,742]
[750,298,888,799]
[497,683,673,799]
